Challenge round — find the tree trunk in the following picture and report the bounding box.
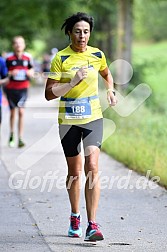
[116,0,133,90]
[107,21,114,62]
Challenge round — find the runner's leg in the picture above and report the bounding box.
[66,155,82,214]
[10,108,16,134]
[82,119,103,221]
[59,124,82,214]
[84,146,100,221]
[18,107,24,139]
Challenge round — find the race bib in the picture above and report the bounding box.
[65,98,91,119]
[13,70,27,81]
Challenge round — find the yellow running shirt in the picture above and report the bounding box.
[49,45,107,125]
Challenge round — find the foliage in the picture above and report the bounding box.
[0,0,83,51]
[0,0,48,43]
[1,0,167,55]
[134,0,167,41]
[131,41,167,114]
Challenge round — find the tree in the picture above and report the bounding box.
[0,0,49,51]
[0,0,79,51]
[86,0,117,61]
[115,0,133,90]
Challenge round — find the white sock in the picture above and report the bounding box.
[71,212,80,217]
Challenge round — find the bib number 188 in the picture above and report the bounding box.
[72,105,85,114]
[65,98,91,119]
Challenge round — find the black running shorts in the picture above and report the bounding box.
[59,118,103,157]
[5,88,28,109]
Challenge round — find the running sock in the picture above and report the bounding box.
[71,212,80,217]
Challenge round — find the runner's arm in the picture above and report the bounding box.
[0,77,9,85]
[100,67,117,106]
[45,78,72,100]
[45,66,88,100]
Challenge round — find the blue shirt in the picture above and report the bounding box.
[0,56,8,105]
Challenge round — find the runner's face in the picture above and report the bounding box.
[69,21,90,52]
[13,38,25,53]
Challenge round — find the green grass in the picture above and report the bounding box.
[102,41,167,187]
[133,40,167,95]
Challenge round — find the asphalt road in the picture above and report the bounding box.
[0,85,167,252]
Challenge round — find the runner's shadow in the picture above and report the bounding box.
[45,235,101,247]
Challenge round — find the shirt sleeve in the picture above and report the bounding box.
[48,54,62,80]
[99,51,107,71]
[0,58,8,78]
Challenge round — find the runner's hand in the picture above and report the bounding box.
[107,90,117,106]
[11,69,20,76]
[70,66,88,87]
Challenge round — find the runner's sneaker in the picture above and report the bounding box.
[9,133,14,147]
[68,215,82,238]
[18,138,25,148]
[84,221,104,241]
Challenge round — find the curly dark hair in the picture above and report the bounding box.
[61,12,94,36]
